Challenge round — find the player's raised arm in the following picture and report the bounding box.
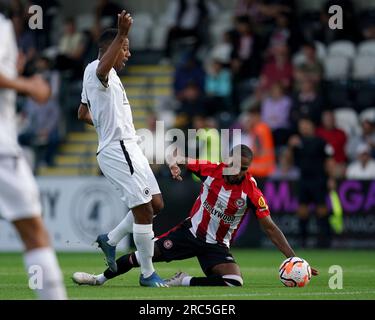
[96,10,133,84]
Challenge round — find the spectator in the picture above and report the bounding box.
[290,79,324,129]
[204,60,232,115]
[271,147,300,180]
[316,110,347,178]
[174,54,205,98]
[241,106,276,178]
[27,0,60,49]
[22,57,61,169]
[209,31,233,66]
[267,12,298,52]
[176,82,206,123]
[347,118,375,161]
[163,0,218,61]
[259,43,293,92]
[234,0,265,23]
[55,17,85,79]
[346,144,375,180]
[261,82,292,147]
[231,15,261,81]
[288,117,334,248]
[294,42,323,86]
[12,14,37,68]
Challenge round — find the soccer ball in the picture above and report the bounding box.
[279,257,312,287]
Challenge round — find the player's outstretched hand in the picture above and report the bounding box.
[169,164,183,181]
[117,10,133,37]
[311,267,319,276]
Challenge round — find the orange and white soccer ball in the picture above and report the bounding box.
[279,257,312,287]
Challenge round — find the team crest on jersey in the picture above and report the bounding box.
[258,196,267,208]
[235,198,245,208]
[143,187,151,197]
[163,239,173,249]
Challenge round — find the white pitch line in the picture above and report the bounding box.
[126,290,375,300]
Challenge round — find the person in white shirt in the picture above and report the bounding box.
[77,10,167,287]
[0,9,67,300]
[346,144,375,180]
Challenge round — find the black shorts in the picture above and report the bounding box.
[297,178,327,206]
[155,221,236,276]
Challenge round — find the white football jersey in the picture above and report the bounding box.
[81,60,138,154]
[0,14,21,156]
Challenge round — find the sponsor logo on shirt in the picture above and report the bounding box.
[203,200,235,224]
[258,196,268,211]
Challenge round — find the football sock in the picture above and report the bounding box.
[187,274,243,287]
[103,253,139,279]
[24,247,67,300]
[133,223,155,278]
[95,273,108,285]
[107,211,134,246]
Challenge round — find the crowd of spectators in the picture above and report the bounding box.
[6,0,375,182]
[158,0,375,184]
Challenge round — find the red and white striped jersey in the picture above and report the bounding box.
[186,161,270,248]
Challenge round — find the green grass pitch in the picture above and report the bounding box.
[1,249,374,300]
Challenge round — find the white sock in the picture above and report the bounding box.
[133,224,155,278]
[182,276,192,286]
[95,273,108,285]
[107,211,134,246]
[24,247,67,300]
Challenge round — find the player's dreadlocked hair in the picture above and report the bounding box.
[231,144,253,161]
[98,28,120,49]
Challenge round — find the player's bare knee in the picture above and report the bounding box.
[13,217,50,250]
[132,202,154,224]
[152,195,164,215]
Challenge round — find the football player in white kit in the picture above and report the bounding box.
[0,3,67,299]
[77,10,167,287]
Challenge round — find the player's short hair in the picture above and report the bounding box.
[231,144,253,161]
[98,28,119,49]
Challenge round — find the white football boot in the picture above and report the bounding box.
[164,272,190,287]
[72,272,101,286]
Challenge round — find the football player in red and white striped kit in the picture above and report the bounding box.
[72,145,318,287]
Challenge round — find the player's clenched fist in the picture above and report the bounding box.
[117,10,133,37]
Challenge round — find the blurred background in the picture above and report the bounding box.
[1,0,375,251]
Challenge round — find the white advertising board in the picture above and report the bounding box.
[0,177,129,252]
